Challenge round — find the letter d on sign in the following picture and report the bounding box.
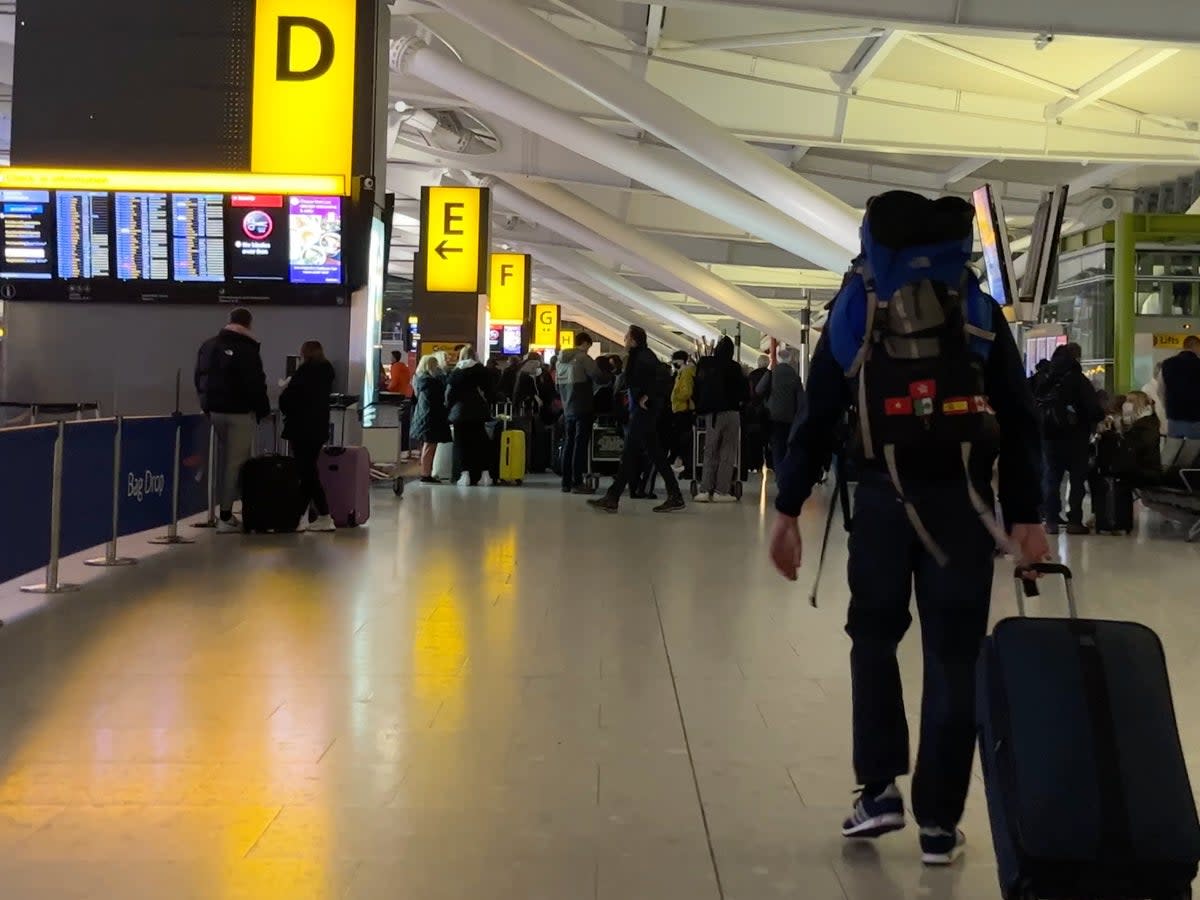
[276,16,335,81]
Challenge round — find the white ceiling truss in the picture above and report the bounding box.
[387,0,1200,342]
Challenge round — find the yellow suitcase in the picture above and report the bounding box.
[498,420,526,485]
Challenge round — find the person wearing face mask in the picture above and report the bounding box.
[1120,391,1164,486]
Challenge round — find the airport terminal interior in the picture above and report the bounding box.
[2,0,1200,898]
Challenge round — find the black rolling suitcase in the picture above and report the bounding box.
[240,456,305,534]
[1092,474,1136,535]
[978,564,1200,900]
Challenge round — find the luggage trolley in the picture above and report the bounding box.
[689,416,745,501]
[584,418,624,492]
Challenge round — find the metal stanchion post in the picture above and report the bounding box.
[86,417,137,567]
[191,423,218,529]
[22,421,81,594]
[149,419,195,546]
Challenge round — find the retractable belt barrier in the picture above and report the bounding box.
[0,413,212,597]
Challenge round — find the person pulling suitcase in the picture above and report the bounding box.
[767,191,1049,865]
[279,340,337,532]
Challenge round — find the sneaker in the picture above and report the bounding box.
[216,516,241,534]
[457,473,471,487]
[308,515,336,533]
[1065,522,1091,535]
[711,493,737,504]
[587,496,619,514]
[481,475,495,487]
[295,517,309,533]
[842,784,906,839]
[654,495,686,513]
[919,828,966,866]
[695,492,713,504]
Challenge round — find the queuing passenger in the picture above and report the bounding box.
[1119,391,1164,486]
[1161,335,1200,438]
[557,333,606,494]
[745,354,771,472]
[693,336,749,503]
[498,356,520,402]
[194,307,271,534]
[514,352,545,416]
[279,341,336,533]
[1027,358,1050,395]
[1037,343,1104,534]
[485,356,505,399]
[445,345,494,487]
[412,354,451,484]
[587,326,685,514]
[669,350,697,479]
[768,191,1048,866]
[756,347,805,474]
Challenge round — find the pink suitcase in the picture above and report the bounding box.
[318,446,371,527]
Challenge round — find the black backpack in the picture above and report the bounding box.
[1035,376,1079,436]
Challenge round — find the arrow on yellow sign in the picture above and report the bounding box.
[419,186,490,294]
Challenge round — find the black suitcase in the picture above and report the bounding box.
[1092,474,1136,535]
[240,456,304,534]
[978,564,1200,900]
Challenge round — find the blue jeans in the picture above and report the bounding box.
[1168,420,1200,439]
[847,474,995,829]
[562,413,593,490]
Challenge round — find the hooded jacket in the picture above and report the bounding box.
[194,324,270,419]
[556,348,605,417]
[1037,351,1104,440]
[671,361,696,414]
[279,359,335,444]
[411,372,451,444]
[445,359,493,425]
[693,337,748,415]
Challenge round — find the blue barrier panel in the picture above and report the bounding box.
[118,417,176,538]
[0,425,57,583]
[60,419,118,559]
[178,415,210,519]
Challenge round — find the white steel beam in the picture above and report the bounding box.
[425,0,862,252]
[1046,48,1179,121]
[942,158,993,188]
[661,25,883,53]
[541,276,692,352]
[389,37,850,267]
[1066,163,1133,195]
[487,175,810,346]
[645,4,666,51]
[637,0,1200,45]
[834,29,905,93]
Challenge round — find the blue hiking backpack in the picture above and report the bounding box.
[827,191,1006,563]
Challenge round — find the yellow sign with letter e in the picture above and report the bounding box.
[419,186,490,295]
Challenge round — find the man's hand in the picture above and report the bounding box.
[1012,523,1052,576]
[638,395,649,410]
[769,514,804,582]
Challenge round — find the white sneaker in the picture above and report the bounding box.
[711,493,737,504]
[695,493,713,504]
[295,517,309,533]
[481,475,494,487]
[216,516,241,534]
[457,473,471,487]
[308,515,336,533]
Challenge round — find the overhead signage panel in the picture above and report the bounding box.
[251,0,357,182]
[488,252,529,324]
[419,186,489,295]
[559,330,574,350]
[533,303,559,347]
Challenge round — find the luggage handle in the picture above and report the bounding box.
[1013,563,1077,619]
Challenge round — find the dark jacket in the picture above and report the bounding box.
[776,301,1043,525]
[1162,349,1200,423]
[557,348,605,417]
[623,345,664,412]
[694,337,749,415]
[445,360,494,425]
[411,372,451,444]
[757,362,806,425]
[1037,352,1105,440]
[195,325,270,419]
[1127,414,1164,485]
[279,359,335,445]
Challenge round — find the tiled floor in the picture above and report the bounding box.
[1,474,1199,898]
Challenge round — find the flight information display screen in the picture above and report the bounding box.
[56,191,112,279]
[171,194,226,282]
[115,192,170,280]
[0,187,348,303]
[1,189,55,280]
[228,194,287,281]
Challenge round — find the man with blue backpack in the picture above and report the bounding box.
[768,192,1049,865]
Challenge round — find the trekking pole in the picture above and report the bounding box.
[808,477,841,609]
